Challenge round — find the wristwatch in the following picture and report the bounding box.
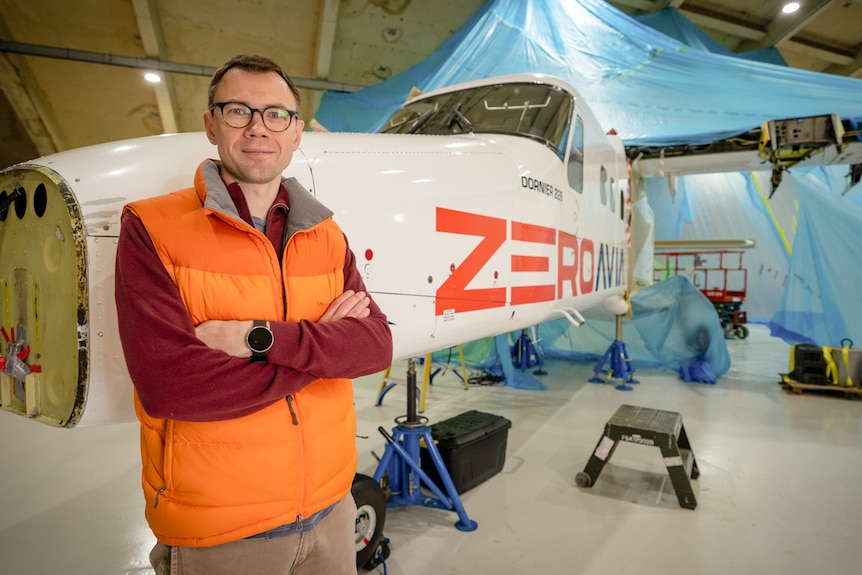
[246,320,274,363]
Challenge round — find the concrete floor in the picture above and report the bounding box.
[1,324,860,574]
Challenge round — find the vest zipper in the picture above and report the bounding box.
[153,486,166,509]
[286,393,306,531]
[286,395,299,425]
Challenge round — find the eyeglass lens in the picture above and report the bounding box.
[218,103,295,131]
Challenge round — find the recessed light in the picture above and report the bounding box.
[144,72,161,83]
[782,2,801,14]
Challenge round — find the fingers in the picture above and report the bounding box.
[319,290,371,323]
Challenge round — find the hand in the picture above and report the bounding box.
[195,319,254,358]
[318,290,371,324]
[194,290,369,357]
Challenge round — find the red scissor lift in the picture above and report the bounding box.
[653,250,750,339]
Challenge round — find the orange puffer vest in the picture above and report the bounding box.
[125,160,356,547]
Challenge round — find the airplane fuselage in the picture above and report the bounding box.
[0,74,629,426]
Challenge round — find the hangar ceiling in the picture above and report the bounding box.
[0,0,860,170]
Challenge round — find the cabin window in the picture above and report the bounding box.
[609,176,616,212]
[379,82,573,160]
[567,116,584,192]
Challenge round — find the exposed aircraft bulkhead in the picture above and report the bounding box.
[0,134,221,426]
[0,165,86,426]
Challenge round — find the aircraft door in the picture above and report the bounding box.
[567,115,585,193]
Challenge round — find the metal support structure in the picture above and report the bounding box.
[513,328,546,375]
[372,357,478,531]
[376,347,468,411]
[589,314,638,390]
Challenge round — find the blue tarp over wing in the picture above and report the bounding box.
[315,0,862,147]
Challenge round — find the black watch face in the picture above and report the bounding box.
[248,327,273,353]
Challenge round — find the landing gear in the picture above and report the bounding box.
[352,473,389,570]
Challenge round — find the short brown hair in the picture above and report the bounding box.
[207,54,301,111]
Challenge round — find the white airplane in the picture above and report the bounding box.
[2,73,860,429]
[0,73,631,428]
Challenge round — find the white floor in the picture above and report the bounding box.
[1,324,860,574]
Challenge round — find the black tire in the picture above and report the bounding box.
[736,325,749,339]
[352,473,387,570]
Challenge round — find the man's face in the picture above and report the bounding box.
[203,68,304,191]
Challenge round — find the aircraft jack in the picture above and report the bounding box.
[372,357,478,532]
[589,314,639,390]
[513,328,547,375]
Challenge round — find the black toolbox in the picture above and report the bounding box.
[786,344,828,385]
[420,410,512,494]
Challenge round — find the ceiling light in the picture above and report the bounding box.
[144,72,161,83]
[782,2,801,14]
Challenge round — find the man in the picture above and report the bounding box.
[115,54,393,574]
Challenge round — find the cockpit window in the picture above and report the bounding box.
[379,82,573,160]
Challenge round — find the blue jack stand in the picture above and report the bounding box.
[589,314,639,390]
[512,328,547,375]
[372,357,478,532]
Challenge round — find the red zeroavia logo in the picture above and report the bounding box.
[435,207,624,316]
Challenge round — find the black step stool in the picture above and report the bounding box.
[576,404,700,510]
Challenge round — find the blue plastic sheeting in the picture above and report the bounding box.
[769,168,862,347]
[462,274,730,387]
[646,170,792,323]
[427,334,549,390]
[646,164,862,347]
[541,275,730,381]
[633,8,786,66]
[629,275,730,380]
[536,316,664,368]
[482,334,548,391]
[315,0,862,147]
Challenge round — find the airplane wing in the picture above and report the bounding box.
[628,114,862,191]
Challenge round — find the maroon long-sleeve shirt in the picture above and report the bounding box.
[115,180,393,422]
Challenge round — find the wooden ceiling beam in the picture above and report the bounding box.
[679,6,766,40]
[0,54,60,156]
[314,0,339,81]
[738,0,840,51]
[131,0,177,133]
[653,0,687,9]
[607,0,656,12]
[824,48,862,78]
[0,13,59,155]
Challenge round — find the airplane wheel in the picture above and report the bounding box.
[736,325,749,339]
[352,473,387,570]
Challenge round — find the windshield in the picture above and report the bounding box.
[379,82,573,159]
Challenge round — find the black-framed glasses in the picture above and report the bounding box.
[211,102,299,132]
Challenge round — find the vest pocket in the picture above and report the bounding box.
[165,402,301,507]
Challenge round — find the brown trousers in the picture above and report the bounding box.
[150,495,357,575]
